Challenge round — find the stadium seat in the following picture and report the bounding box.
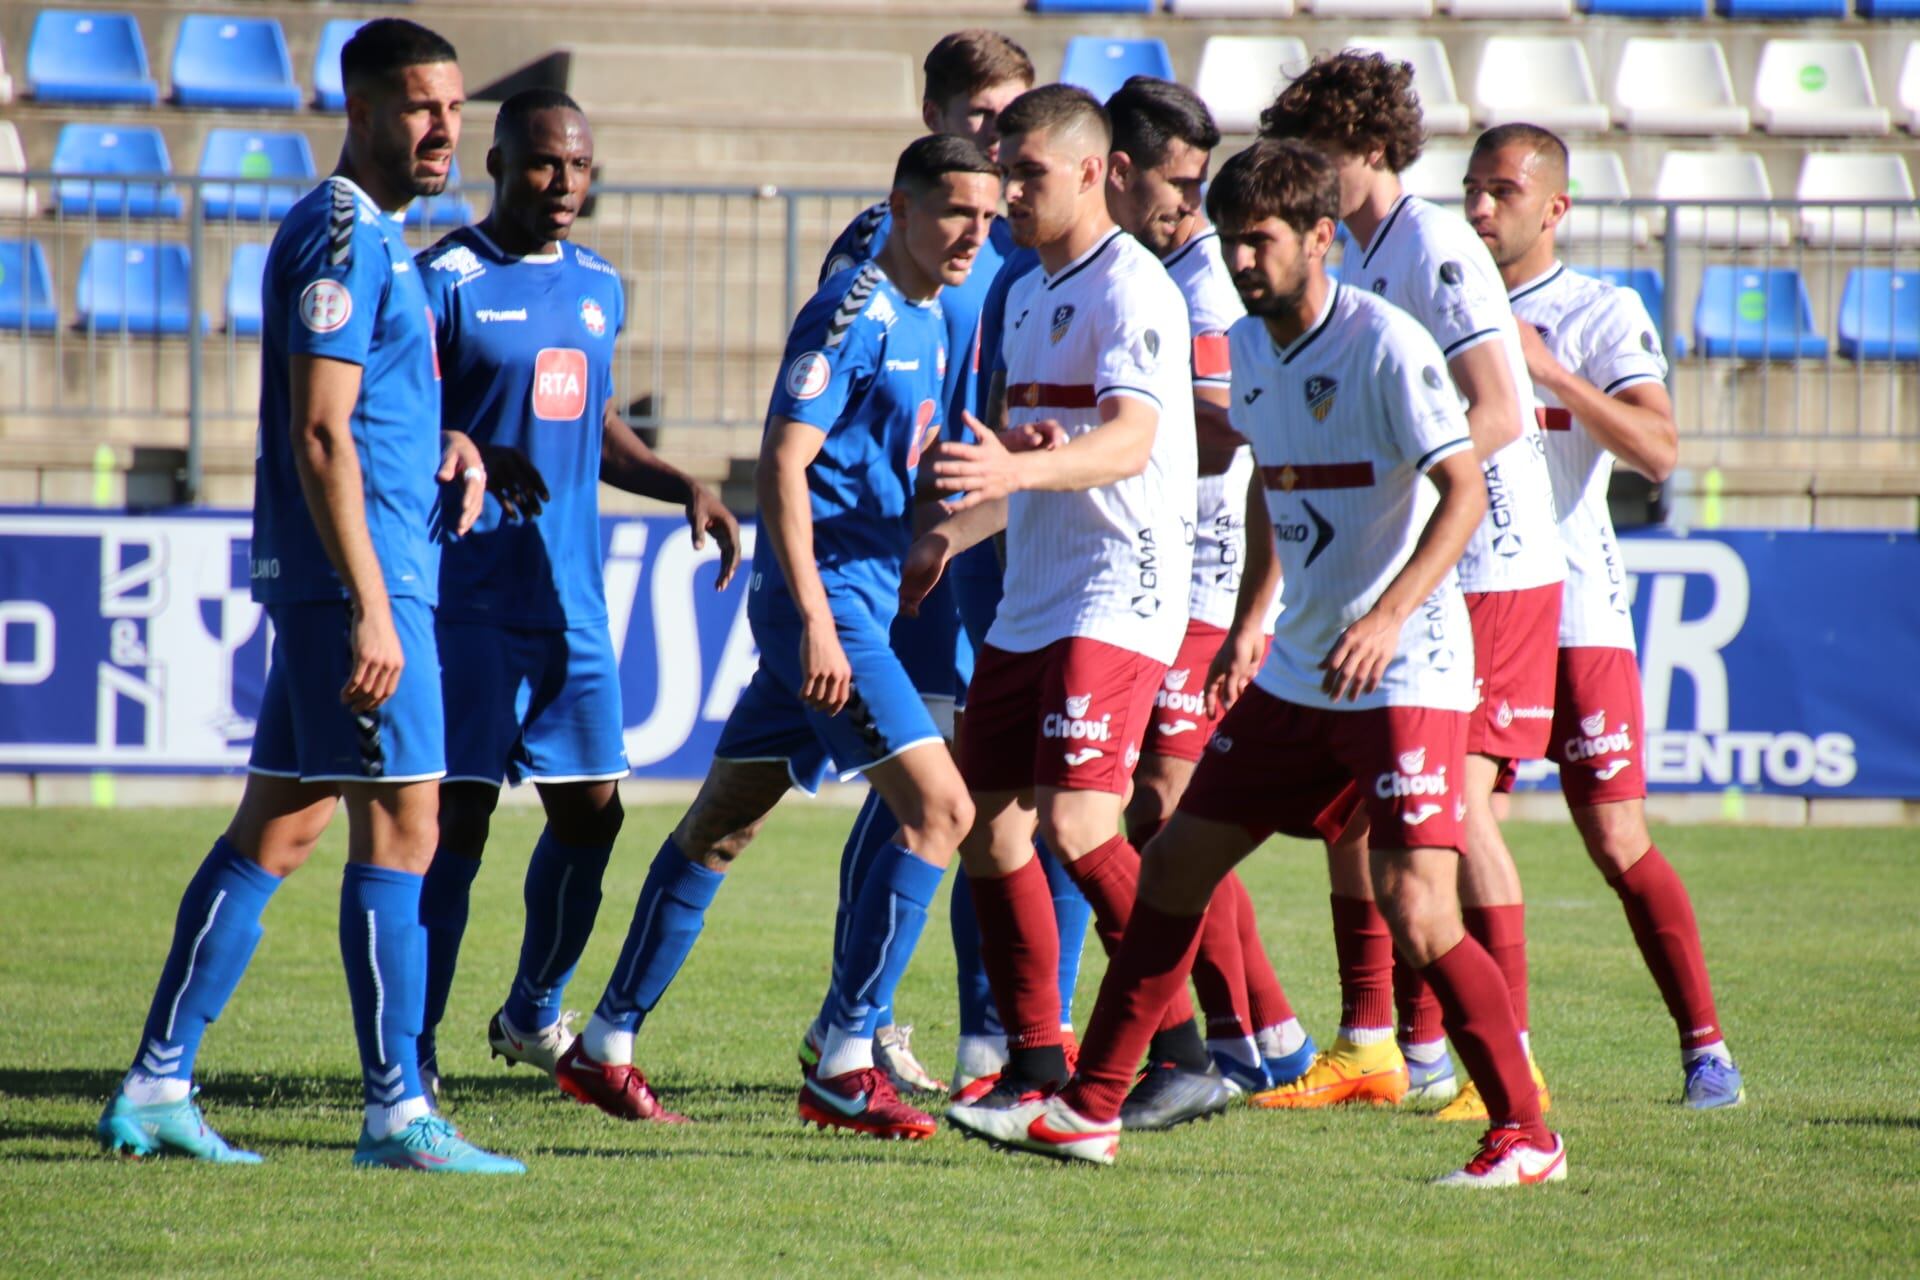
[0,35,14,105]
[1753,40,1890,136]
[1796,153,1920,249]
[1060,38,1174,104]
[53,124,183,219]
[1611,39,1750,136]
[1581,0,1706,15]
[0,240,60,332]
[1195,37,1308,134]
[1169,0,1297,13]
[1344,39,1471,135]
[1575,265,1685,357]
[1693,267,1826,361]
[26,10,159,106]
[1028,0,1154,11]
[199,130,316,222]
[1714,0,1842,16]
[313,20,366,112]
[0,122,38,218]
[414,158,476,229]
[1857,0,1920,14]
[1902,44,1920,134]
[225,242,268,337]
[1471,38,1610,133]
[75,240,204,336]
[1447,0,1573,17]
[1309,0,1435,16]
[1400,146,1468,202]
[1654,151,1790,248]
[1836,270,1920,361]
[170,16,301,111]
[1562,150,1649,247]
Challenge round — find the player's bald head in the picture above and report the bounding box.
[996,84,1111,163]
[1471,123,1567,193]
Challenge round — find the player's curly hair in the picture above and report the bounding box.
[1257,51,1426,176]
[1205,139,1342,236]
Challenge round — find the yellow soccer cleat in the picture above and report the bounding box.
[1434,1058,1552,1122]
[1250,1037,1409,1110]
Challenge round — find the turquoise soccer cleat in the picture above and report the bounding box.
[97,1089,263,1164]
[352,1114,525,1174]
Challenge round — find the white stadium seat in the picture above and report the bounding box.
[1309,0,1435,17]
[1196,37,1309,134]
[1168,0,1297,14]
[1446,0,1573,17]
[1562,149,1648,247]
[1400,145,1470,202]
[1472,38,1611,133]
[1654,150,1791,247]
[1612,38,1750,135]
[0,122,37,218]
[1753,40,1890,136]
[1796,153,1920,249]
[1897,41,1920,133]
[1344,38,1471,135]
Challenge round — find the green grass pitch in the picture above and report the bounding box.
[2,805,1915,1277]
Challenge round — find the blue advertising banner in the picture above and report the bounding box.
[0,510,1913,795]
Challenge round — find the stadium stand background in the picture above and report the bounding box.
[0,1,1915,529]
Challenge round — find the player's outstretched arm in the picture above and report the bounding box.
[758,417,852,713]
[1321,450,1486,703]
[289,353,401,712]
[1515,323,1677,481]
[900,498,1008,617]
[1207,469,1280,717]
[602,404,741,587]
[1448,340,1525,462]
[931,394,1158,507]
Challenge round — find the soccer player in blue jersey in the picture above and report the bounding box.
[554,135,1000,1140]
[411,89,740,1112]
[95,19,521,1174]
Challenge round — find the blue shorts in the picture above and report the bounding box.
[891,576,973,726]
[250,598,445,784]
[439,620,629,787]
[718,589,943,794]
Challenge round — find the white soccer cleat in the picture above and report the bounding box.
[947,1094,1120,1166]
[951,1033,1009,1102]
[1433,1127,1568,1188]
[873,1024,946,1095]
[487,1008,579,1074]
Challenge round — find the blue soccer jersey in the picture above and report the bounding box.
[753,261,947,615]
[419,226,626,628]
[252,176,444,606]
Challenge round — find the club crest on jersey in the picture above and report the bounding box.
[1439,261,1464,287]
[1050,304,1075,344]
[579,296,606,337]
[786,351,831,400]
[907,399,939,468]
[1304,375,1338,422]
[298,279,352,334]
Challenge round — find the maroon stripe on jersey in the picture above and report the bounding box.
[1008,381,1099,410]
[1259,462,1376,491]
[1536,407,1574,432]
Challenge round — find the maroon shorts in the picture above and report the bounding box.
[1143,620,1239,764]
[1179,686,1468,853]
[960,636,1165,795]
[1464,584,1562,785]
[1548,646,1648,807]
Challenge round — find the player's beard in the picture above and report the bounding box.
[373,128,448,199]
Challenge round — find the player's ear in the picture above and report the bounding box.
[887,186,911,223]
[1107,150,1131,193]
[485,145,501,183]
[1081,152,1105,196]
[1543,189,1571,233]
[921,98,943,134]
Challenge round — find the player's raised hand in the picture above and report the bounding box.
[437,431,489,536]
[798,618,853,715]
[931,420,1023,512]
[342,601,405,711]
[686,484,742,590]
[1205,625,1266,718]
[1514,319,1564,388]
[1319,608,1398,703]
[898,531,952,617]
[479,444,549,522]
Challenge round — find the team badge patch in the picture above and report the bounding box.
[1143,329,1160,360]
[579,296,606,337]
[1371,278,1388,295]
[786,351,831,400]
[1641,330,1657,352]
[1423,366,1445,390]
[298,279,352,334]
[1305,374,1338,422]
[907,398,939,468]
[1439,261,1464,287]
[1050,304,1075,344]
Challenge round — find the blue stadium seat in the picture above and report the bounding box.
[1581,0,1706,15]
[1575,265,1688,359]
[1693,267,1826,361]
[0,240,60,332]
[27,10,158,106]
[414,158,476,229]
[53,124,182,219]
[226,243,268,336]
[313,20,365,112]
[75,240,204,336]
[1714,0,1843,16]
[1060,38,1175,103]
[199,130,315,221]
[1857,0,1920,14]
[1836,269,1920,361]
[170,16,301,111]
[1030,0,1155,11]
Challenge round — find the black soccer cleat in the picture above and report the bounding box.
[1118,1062,1234,1132]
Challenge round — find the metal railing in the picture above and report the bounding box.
[1,174,1915,500]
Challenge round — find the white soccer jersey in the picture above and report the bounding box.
[993,229,1197,663]
[1163,230,1253,628]
[1349,195,1563,595]
[1509,262,1669,651]
[1228,283,1477,712]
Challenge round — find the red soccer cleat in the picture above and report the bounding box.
[554,1039,690,1124]
[799,1066,937,1141]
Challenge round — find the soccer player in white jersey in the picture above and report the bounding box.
[951,139,1567,1186]
[1103,76,1314,1097]
[905,85,1226,1126]
[1464,124,1744,1109]
[1258,53,1563,1117]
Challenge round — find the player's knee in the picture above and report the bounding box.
[1572,801,1649,877]
[438,783,499,858]
[550,789,624,847]
[673,807,763,868]
[1137,837,1215,916]
[896,788,973,859]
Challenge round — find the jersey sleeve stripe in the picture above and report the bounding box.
[1603,372,1662,395]
[326,179,356,268]
[1008,381,1098,410]
[1259,461,1377,491]
[1416,437,1474,472]
[1440,328,1500,358]
[1096,384,1161,408]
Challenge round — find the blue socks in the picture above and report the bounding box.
[829,844,946,1035]
[339,864,428,1112]
[817,789,902,1033]
[504,830,613,1031]
[593,840,724,1034]
[418,848,481,1068]
[1039,841,1092,1025]
[131,837,281,1085]
[950,871,1004,1038]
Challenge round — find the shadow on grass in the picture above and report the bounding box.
[1806,1114,1920,1131]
